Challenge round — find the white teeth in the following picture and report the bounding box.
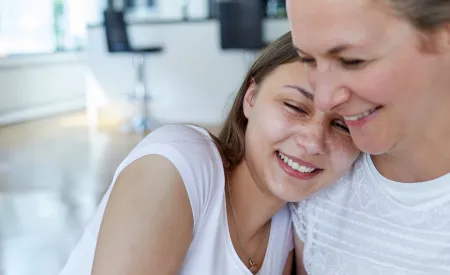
[278,152,316,173]
[344,108,376,121]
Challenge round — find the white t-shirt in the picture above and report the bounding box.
[290,153,450,275]
[59,124,293,275]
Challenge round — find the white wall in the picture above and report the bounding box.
[156,0,209,19]
[88,0,210,24]
[86,19,290,125]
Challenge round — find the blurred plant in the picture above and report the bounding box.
[53,0,65,51]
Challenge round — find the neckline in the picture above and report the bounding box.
[222,191,275,275]
[363,153,450,209]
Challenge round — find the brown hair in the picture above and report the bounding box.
[382,0,450,30]
[214,31,299,170]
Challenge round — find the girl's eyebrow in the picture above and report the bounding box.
[283,85,314,101]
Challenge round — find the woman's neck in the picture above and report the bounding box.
[373,111,450,183]
[227,160,285,242]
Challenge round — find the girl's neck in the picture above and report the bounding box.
[227,160,285,242]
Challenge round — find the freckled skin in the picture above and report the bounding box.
[243,62,360,202]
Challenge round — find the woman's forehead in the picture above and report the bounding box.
[288,0,395,53]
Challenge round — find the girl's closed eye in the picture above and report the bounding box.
[284,102,308,115]
[332,120,350,133]
[298,56,316,66]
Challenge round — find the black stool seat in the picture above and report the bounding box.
[104,9,164,54]
[218,1,265,50]
[110,46,163,54]
[129,47,164,54]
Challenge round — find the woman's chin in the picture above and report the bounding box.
[353,136,394,156]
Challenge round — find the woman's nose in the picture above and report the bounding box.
[307,67,350,112]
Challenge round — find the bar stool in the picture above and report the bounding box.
[103,9,163,133]
[218,1,267,68]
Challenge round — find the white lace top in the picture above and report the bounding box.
[290,153,450,275]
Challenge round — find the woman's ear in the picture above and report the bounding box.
[243,79,257,119]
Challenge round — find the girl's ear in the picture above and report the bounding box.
[243,79,257,119]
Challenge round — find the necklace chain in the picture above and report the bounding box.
[226,177,270,272]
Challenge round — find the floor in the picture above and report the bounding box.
[0,111,219,275]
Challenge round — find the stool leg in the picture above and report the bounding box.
[136,54,148,133]
[135,54,161,132]
[121,54,160,134]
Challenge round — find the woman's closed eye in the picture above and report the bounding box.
[340,58,366,68]
[298,55,366,69]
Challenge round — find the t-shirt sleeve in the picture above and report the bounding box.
[92,124,221,234]
[58,124,223,275]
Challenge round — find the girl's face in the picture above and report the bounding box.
[243,62,360,202]
[287,0,450,156]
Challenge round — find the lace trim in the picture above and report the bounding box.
[303,247,439,275]
[321,161,450,229]
[313,197,450,237]
[312,227,450,265]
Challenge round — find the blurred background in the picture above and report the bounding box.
[0,0,289,274]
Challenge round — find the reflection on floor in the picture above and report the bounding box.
[0,112,220,275]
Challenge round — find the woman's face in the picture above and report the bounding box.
[287,0,450,155]
[243,62,360,202]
